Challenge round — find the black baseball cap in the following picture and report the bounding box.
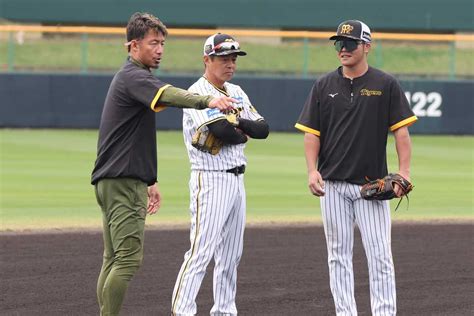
[203,33,247,57]
[329,20,372,43]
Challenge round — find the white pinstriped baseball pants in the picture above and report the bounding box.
[172,171,246,316]
[321,181,396,316]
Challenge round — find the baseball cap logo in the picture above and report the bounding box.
[204,33,247,56]
[340,24,354,34]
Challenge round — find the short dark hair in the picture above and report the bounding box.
[126,12,168,44]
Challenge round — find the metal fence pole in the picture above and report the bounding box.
[81,33,89,73]
[7,32,15,72]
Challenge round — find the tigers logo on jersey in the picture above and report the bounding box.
[228,106,243,117]
[360,89,382,96]
[231,95,254,116]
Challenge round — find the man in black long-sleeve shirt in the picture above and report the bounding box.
[91,13,235,316]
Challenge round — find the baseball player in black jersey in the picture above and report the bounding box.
[91,13,235,316]
[295,20,417,315]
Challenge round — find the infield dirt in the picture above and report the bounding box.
[1,224,473,315]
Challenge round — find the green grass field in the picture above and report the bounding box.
[0,130,473,231]
[1,37,473,78]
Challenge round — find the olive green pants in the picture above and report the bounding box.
[95,178,148,316]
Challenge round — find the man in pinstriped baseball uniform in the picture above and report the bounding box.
[295,20,417,315]
[172,33,269,316]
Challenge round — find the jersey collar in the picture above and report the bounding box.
[129,56,150,71]
[337,66,371,80]
[203,76,229,96]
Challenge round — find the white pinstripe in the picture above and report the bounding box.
[321,181,396,316]
[172,171,246,316]
[173,77,262,315]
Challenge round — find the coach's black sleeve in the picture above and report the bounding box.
[208,120,248,145]
[237,119,269,139]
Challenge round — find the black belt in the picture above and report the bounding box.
[226,165,246,176]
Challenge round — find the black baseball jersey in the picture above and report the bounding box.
[295,66,417,185]
[91,58,170,186]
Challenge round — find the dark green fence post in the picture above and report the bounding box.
[375,40,383,69]
[80,33,89,73]
[302,36,309,77]
[7,32,15,72]
[449,41,456,79]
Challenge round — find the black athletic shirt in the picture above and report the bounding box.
[91,58,170,186]
[295,66,417,185]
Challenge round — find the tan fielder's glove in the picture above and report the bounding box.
[191,127,223,155]
[226,113,239,126]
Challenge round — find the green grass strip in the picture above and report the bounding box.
[0,130,473,231]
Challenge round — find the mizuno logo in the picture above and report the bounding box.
[328,93,339,98]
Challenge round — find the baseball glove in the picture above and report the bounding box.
[191,126,223,155]
[226,113,239,126]
[360,173,413,202]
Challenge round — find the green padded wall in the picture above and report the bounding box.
[1,0,473,32]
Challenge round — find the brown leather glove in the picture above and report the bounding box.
[361,173,413,201]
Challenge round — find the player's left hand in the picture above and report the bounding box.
[394,171,410,197]
[147,183,161,215]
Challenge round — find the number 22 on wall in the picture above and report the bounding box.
[405,91,442,117]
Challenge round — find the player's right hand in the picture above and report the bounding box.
[147,183,161,215]
[209,96,237,112]
[308,170,325,197]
